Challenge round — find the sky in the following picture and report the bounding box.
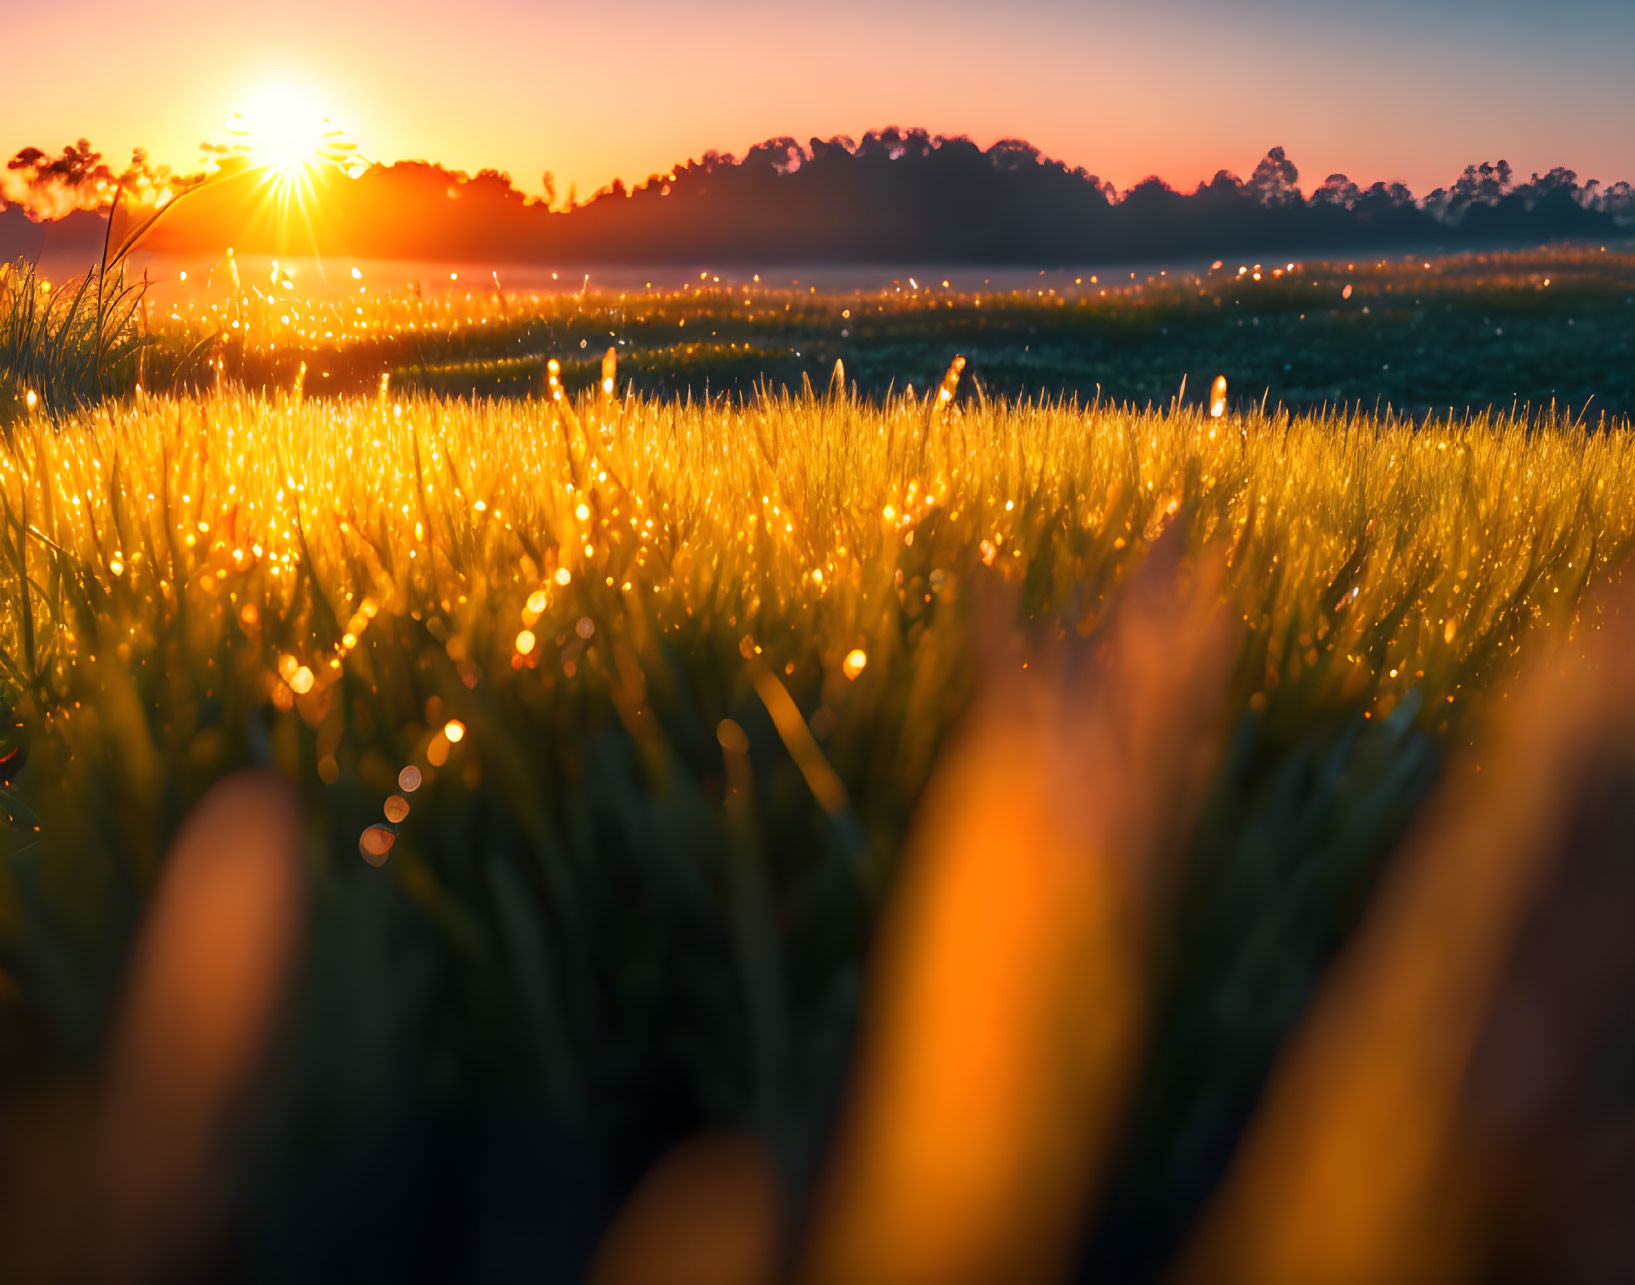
[4,0,1634,202]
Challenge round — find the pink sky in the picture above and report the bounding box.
[6,0,1634,203]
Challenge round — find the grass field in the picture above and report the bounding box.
[13,244,1635,420]
[2,333,1634,1277]
[378,247,1635,415]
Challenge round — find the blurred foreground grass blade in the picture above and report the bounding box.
[1177,575,1635,1285]
[98,770,303,1285]
[801,544,1235,1285]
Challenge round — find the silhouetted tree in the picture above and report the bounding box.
[1247,147,1301,208]
[1311,173,1360,208]
[11,128,1632,266]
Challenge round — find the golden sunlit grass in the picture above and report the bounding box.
[2,366,1630,752]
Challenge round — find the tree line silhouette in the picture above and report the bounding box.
[5,129,1633,264]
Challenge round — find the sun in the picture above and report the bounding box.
[225,83,356,190]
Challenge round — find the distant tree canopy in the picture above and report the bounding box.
[5,130,1634,264]
[1,139,201,221]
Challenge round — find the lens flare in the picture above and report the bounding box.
[224,83,359,196]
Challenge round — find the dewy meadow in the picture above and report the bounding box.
[4,7,1635,1281]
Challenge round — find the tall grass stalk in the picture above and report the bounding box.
[0,182,209,430]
